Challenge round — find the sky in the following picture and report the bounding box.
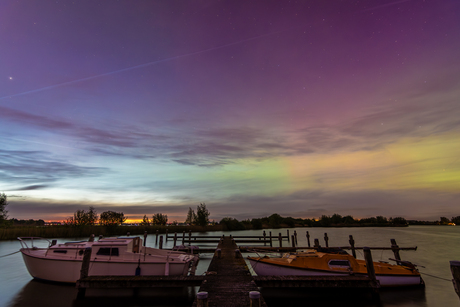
[1,0,459,222]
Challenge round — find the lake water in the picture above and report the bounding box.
[1,226,459,307]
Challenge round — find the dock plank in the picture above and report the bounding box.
[193,236,267,307]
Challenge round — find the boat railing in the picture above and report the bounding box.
[17,237,52,251]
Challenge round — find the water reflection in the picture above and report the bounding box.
[8,279,196,307]
[261,286,426,307]
[8,280,77,307]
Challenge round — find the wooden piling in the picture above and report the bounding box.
[287,230,290,243]
[165,229,168,241]
[269,231,272,247]
[159,235,163,249]
[173,232,178,247]
[196,291,209,307]
[76,247,92,300]
[278,233,283,248]
[263,231,266,246]
[291,235,295,248]
[349,235,356,258]
[306,231,310,247]
[314,238,320,248]
[294,230,298,246]
[249,291,261,307]
[363,247,380,297]
[450,261,460,299]
[324,233,329,247]
[363,247,376,282]
[390,239,401,263]
[143,231,147,247]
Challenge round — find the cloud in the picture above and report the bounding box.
[0,148,108,190]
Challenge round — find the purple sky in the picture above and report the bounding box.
[1,0,459,222]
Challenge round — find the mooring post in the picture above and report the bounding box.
[287,229,290,243]
[196,291,209,307]
[165,229,168,241]
[306,231,311,247]
[263,231,266,246]
[269,231,273,247]
[278,233,283,248]
[324,233,329,247]
[314,238,320,248]
[363,247,376,281]
[294,230,298,246]
[390,239,401,263]
[173,232,177,247]
[291,235,295,248]
[143,231,148,247]
[349,235,356,258]
[450,260,460,299]
[182,231,186,244]
[159,236,163,249]
[76,247,92,299]
[363,246,379,297]
[249,291,261,307]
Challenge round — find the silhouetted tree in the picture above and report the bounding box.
[440,217,450,225]
[99,211,126,226]
[268,213,283,228]
[152,213,168,225]
[194,203,210,226]
[251,218,263,229]
[390,217,407,226]
[70,206,98,226]
[140,215,151,226]
[0,193,8,226]
[185,207,196,225]
[219,217,245,230]
[451,216,460,225]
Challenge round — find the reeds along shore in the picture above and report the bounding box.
[0,225,224,241]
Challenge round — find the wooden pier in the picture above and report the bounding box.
[192,235,268,307]
[75,231,396,305]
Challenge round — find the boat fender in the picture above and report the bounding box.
[135,259,141,276]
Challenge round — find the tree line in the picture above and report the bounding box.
[219,213,411,230]
[2,193,460,229]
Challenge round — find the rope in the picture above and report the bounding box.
[0,250,20,258]
[420,272,452,282]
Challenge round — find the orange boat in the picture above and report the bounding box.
[248,249,423,287]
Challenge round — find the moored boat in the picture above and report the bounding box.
[248,248,423,287]
[18,236,198,283]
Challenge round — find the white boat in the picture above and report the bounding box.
[248,249,423,287]
[18,236,199,283]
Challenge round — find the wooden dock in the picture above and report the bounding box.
[192,235,268,307]
[75,231,421,304]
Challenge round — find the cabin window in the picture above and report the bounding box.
[96,247,119,256]
[328,260,351,267]
[53,250,67,254]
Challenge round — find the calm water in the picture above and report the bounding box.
[1,226,459,307]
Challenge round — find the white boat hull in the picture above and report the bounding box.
[21,249,191,283]
[248,259,422,287]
